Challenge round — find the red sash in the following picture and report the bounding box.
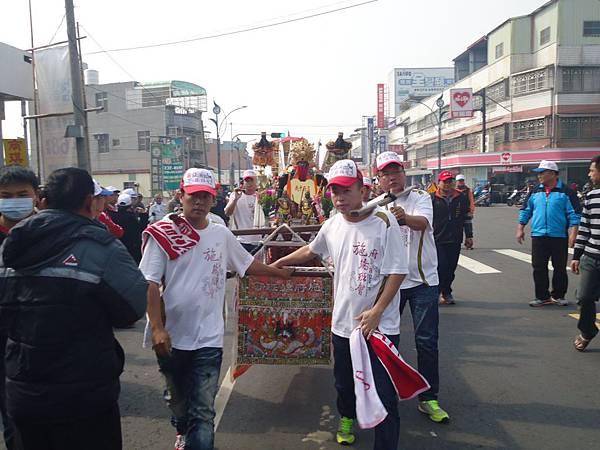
[142,214,200,260]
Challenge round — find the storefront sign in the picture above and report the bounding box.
[500,152,512,164]
[377,83,385,129]
[162,138,184,190]
[492,165,523,173]
[449,88,474,119]
[3,139,28,166]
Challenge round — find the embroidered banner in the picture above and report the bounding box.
[237,275,333,366]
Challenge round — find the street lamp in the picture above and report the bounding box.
[406,96,447,174]
[209,102,247,183]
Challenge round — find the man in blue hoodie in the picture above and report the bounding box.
[516,160,581,307]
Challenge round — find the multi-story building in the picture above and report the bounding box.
[85,78,208,195]
[390,0,600,190]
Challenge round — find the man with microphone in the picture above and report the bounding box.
[375,151,449,424]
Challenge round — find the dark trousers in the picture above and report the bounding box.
[531,237,568,300]
[332,333,399,450]
[576,255,600,340]
[400,284,440,401]
[436,242,462,296]
[14,404,122,450]
[0,336,23,450]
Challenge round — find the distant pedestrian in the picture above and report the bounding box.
[432,171,474,305]
[148,194,167,224]
[140,168,293,450]
[517,160,581,307]
[225,170,264,253]
[362,177,373,204]
[571,155,600,351]
[210,184,229,226]
[167,190,182,213]
[113,193,144,264]
[0,166,39,450]
[455,174,475,216]
[94,182,124,238]
[0,167,147,450]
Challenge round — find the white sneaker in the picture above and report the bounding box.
[174,434,186,450]
[552,297,569,306]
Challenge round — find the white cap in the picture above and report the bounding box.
[532,160,559,173]
[93,179,112,196]
[376,151,403,171]
[122,188,138,197]
[327,160,362,188]
[105,185,120,193]
[363,177,373,187]
[242,169,257,179]
[117,193,133,207]
[456,174,465,181]
[181,168,217,196]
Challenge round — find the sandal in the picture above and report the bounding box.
[573,335,591,352]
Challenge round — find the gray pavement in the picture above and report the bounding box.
[5,206,599,450]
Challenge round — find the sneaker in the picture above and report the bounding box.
[551,297,569,306]
[174,434,186,450]
[529,298,555,307]
[418,400,450,423]
[439,293,455,305]
[336,416,356,445]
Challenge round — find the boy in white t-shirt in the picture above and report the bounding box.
[140,168,293,450]
[375,151,449,424]
[272,160,409,450]
[224,169,263,253]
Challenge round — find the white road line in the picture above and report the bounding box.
[493,249,570,271]
[215,366,237,431]
[458,254,501,274]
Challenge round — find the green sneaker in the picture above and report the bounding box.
[418,400,450,423]
[336,416,356,445]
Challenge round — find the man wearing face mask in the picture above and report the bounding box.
[0,166,38,450]
[0,167,147,450]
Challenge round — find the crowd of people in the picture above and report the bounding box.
[0,152,597,450]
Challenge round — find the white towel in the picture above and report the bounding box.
[349,328,388,429]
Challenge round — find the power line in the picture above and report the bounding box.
[86,0,378,54]
[48,14,66,45]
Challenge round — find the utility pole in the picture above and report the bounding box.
[65,0,90,172]
[0,100,4,169]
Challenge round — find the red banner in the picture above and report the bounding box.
[377,83,385,129]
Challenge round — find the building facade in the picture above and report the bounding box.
[390,0,600,191]
[85,79,207,195]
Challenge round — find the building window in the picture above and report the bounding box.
[561,67,600,92]
[94,133,110,153]
[495,43,504,59]
[112,139,120,147]
[511,119,548,141]
[512,67,552,96]
[559,117,600,141]
[95,92,108,113]
[583,21,600,37]
[540,27,551,45]
[167,126,179,137]
[137,131,150,151]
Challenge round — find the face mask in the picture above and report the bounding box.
[0,198,35,221]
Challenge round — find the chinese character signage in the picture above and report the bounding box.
[3,139,28,167]
[449,88,474,119]
[377,83,385,129]
[162,138,184,191]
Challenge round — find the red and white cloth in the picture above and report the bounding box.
[349,328,430,429]
[142,214,200,260]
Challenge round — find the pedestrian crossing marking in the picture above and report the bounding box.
[458,255,501,274]
[568,313,600,326]
[493,249,570,271]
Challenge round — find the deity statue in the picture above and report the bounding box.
[323,132,352,173]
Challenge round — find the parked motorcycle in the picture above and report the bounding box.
[475,188,491,207]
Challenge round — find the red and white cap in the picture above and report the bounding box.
[363,177,373,187]
[242,169,257,179]
[376,151,404,171]
[181,168,217,196]
[327,159,362,188]
[438,170,455,182]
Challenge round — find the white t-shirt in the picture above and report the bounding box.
[385,189,439,289]
[139,221,254,350]
[227,192,261,244]
[308,208,409,338]
[148,202,167,224]
[208,212,226,226]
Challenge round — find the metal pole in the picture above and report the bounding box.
[216,125,221,183]
[76,22,91,169]
[237,141,241,181]
[65,0,90,171]
[0,100,4,168]
[481,87,487,153]
[28,0,42,180]
[437,108,442,172]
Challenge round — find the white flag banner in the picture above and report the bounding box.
[35,45,77,179]
[278,141,286,175]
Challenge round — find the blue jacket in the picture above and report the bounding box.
[519,179,581,238]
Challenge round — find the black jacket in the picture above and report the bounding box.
[431,190,474,244]
[0,209,147,423]
[112,207,144,263]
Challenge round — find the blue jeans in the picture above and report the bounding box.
[332,333,399,450]
[399,284,439,401]
[157,347,223,450]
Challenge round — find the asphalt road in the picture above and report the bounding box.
[5,205,599,450]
